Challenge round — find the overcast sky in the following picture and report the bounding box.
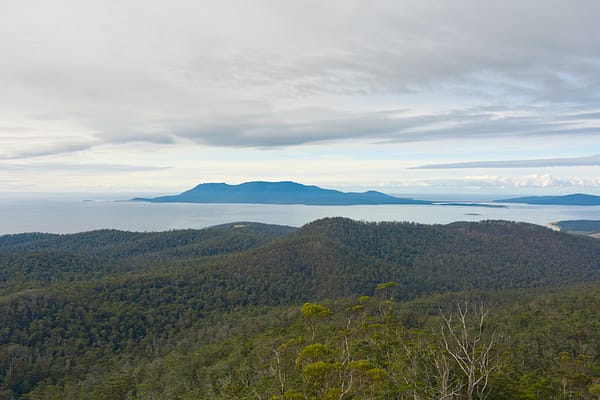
[1,0,599,195]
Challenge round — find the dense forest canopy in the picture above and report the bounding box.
[1,218,599,399]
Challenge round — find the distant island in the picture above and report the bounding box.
[494,193,600,206]
[132,181,432,205]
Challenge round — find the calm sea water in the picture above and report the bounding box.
[0,193,599,234]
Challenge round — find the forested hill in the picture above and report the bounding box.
[2,218,600,398]
[0,222,295,257]
[0,222,295,289]
[224,217,600,300]
[2,218,600,297]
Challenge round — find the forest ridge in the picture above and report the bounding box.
[1,218,600,398]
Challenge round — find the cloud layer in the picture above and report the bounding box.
[1,0,600,157]
[413,154,600,169]
[0,1,598,193]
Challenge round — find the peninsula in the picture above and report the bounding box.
[494,193,600,206]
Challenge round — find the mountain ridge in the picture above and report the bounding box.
[4,218,600,300]
[132,181,432,205]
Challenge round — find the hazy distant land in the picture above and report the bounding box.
[133,181,433,205]
[132,181,505,207]
[495,193,600,206]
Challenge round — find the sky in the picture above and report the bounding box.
[1,0,600,196]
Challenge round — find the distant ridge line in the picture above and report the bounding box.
[494,193,600,206]
[132,181,432,205]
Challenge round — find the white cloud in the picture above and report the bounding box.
[426,174,600,189]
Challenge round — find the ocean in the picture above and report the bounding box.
[0,193,598,234]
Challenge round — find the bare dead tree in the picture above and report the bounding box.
[441,300,497,400]
[269,339,297,396]
[395,338,463,400]
[431,350,463,400]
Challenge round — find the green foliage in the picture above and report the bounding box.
[1,218,600,398]
[296,344,331,365]
[5,284,600,399]
[300,303,332,319]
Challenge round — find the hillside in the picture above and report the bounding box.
[227,218,600,300]
[8,217,591,301]
[132,181,432,205]
[0,222,295,260]
[2,218,600,398]
[0,222,295,292]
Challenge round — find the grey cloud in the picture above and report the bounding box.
[172,107,600,148]
[382,116,600,143]
[417,175,600,189]
[0,126,35,134]
[1,163,169,173]
[174,109,446,147]
[2,1,600,151]
[5,105,598,155]
[99,132,177,146]
[197,1,600,101]
[562,112,600,120]
[412,154,600,169]
[0,142,93,160]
